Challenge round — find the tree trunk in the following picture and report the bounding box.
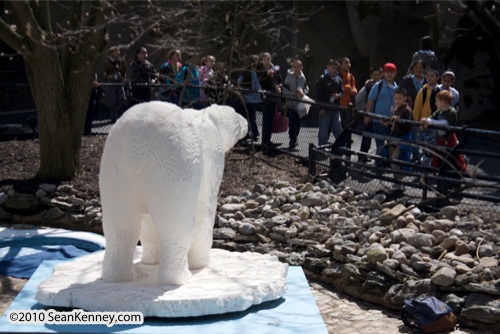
[24,47,95,180]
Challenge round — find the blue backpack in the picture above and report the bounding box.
[402,296,457,333]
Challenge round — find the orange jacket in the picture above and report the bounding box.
[340,69,357,107]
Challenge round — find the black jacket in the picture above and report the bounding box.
[315,72,344,108]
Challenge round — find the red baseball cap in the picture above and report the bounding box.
[383,63,397,73]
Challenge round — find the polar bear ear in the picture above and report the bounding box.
[205,104,248,152]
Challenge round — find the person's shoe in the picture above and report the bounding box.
[288,141,298,150]
[264,142,281,147]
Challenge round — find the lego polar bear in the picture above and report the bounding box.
[99,101,247,286]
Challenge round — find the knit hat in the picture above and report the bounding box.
[383,63,397,73]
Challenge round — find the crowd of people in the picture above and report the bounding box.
[88,36,466,181]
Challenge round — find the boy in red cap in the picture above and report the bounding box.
[364,62,398,161]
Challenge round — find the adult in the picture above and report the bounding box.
[129,47,158,105]
[256,52,283,147]
[283,59,309,150]
[84,75,104,135]
[315,59,344,146]
[407,36,440,75]
[237,55,262,142]
[103,46,127,123]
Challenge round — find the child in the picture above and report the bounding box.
[421,90,466,195]
[412,67,440,165]
[439,70,460,111]
[399,60,426,161]
[399,60,426,109]
[159,49,182,104]
[283,59,309,150]
[355,66,382,155]
[199,55,216,105]
[339,57,357,107]
[385,87,413,186]
[421,90,466,170]
[316,59,344,146]
[175,52,201,108]
[364,63,398,159]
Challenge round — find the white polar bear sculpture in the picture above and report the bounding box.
[99,101,248,286]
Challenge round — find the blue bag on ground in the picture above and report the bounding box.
[402,296,457,333]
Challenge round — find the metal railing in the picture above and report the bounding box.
[2,82,499,213]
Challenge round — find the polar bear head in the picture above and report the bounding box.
[203,104,248,152]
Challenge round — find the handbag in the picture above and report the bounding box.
[271,101,288,133]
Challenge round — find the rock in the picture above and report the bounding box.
[0,192,8,205]
[307,244,331,258]
[238,223,256,235]
[372,194,386,204]
[39,183,57,194]
[454,239,470,256]
[41,207,65,221]
[389,228,415,243]
[440,235,459,251]
[383,259,400,270]
[480,257,498,268]
[220,203,246,214]
[213,228,236,240]
[0,207,11,220]
[462,293,500,324]
[252,184,266,194]
[431,267,456,287]
[301,192,328,207]
[438,206,459,220]
[378,204,407,223]
[455,273,479,286]
[56,184,73,194]
[3,193,43,214]
[367,245,387,265]
[478,244,495,258]
[422,219,455,233]
[408,233,434,249]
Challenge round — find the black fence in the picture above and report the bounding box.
[308,108,500,215]
[2,82,499,214]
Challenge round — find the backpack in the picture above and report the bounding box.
[370,79,384,112]
[402,296,457,334]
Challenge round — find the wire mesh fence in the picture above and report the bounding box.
[1,82,499,216]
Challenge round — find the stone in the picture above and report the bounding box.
[440,235,459,251]
[461,293,500,324]
[389,228,415,243]
[408,233,434,249]
[431,267,456,287]
[378,204,407,223]
[480,257,498,268]
[301,192,328,207]
[0,192,8,206]
[220,203,247,214]
[366,245,387,265]
[438,206,459,220]
[478,244,495,258]
[238,222,256,235]
[383,259,400,270]
[3,193,43,214]
[454,239,470,256]
[56,184,73,194]
[307,244,331,258]
[213,228,237,240]
[422,219,455,233]
[0,207,11,220]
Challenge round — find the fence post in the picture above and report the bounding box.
[308,143,315,176]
